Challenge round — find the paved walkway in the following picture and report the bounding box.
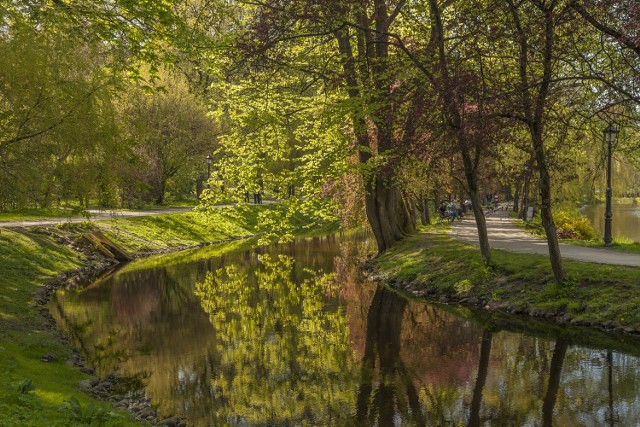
[0,201,277,229]
[0,207,194,228]
[450,208,640,267]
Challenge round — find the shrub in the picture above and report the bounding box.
[554,210,597,240]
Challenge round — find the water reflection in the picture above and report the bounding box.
[585,203,640,242]
[51,232,640,426]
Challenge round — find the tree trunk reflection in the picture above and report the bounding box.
[356,287,425,426]
[542,339,568,427]
[468,329,492,427]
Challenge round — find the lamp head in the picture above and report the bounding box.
[603,124,619,143]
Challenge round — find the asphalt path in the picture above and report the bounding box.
[450,207,640,267]
[0,207,194,228]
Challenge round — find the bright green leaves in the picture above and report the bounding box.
[194,253,357,425]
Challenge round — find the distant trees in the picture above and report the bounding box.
[0,0,212,209]
[117,69,217,206]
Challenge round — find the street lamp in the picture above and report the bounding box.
[603,124,619,246]
[206,155,213,179]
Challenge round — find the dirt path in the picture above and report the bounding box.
[451,208,640,267]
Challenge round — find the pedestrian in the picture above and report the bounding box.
[438,201,447,219]
[493,193,499,209]
[447,201,459,222]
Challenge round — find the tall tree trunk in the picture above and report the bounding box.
[365,176,415,253]
[513,178,520,213]
[336,23,415,254]
[155,178,166,205]
[532,130,565,281]
[428,0,492,264]
[461,148,492,265]
[519,170,531,219]
[421,197,430,225]
[508,0,566,282]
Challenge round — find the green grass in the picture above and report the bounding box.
[118,238,259,274]
[98,210,251,253]
[556,236,640,254]
[0,208,83,222]
[375,226,640,332]
[0,228,136,426]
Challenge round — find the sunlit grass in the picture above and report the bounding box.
[0,208,79,221]
[376,226,640,331]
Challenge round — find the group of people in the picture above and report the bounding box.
[438,194,501,223]
[438,200,467,222]
[486,193,499,210]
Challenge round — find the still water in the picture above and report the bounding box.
[585,203,640,242]
[51,233,640,426]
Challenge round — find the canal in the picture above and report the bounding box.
[50,231,640,426]
[585,203,640,243]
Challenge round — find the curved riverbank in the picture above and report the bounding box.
[0,205,334,426]
[370,225,640,337]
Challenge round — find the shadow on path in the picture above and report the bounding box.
[451,208,640,267]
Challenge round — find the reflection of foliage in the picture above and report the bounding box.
[195,253,357,425]
[111,371,151,397]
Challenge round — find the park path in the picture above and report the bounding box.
[450,207,640,267]
[0,207,194,229]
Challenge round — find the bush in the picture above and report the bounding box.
[554,210,597,240]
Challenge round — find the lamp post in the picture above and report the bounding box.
[206,155,213,180]
[603,124,619,247]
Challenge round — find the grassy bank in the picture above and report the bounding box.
[0,227,133,426]
[0,204,336,426]
[372,226,640,334]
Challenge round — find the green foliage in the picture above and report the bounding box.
[454,279,473,296]
[115,68,217,207]
[554,210,598,240]
[15,379,35,394]
[194,253,358,424]
[58,397,124,425]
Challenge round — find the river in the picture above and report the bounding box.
[585,203,640,242]
[50,231,640,426]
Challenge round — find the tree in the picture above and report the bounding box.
[498,0,573,281]
[221,0,420,252]
[117,68,217,205]
[0,15,118,208]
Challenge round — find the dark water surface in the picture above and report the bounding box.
[585,203,640,242]
[51,232,640,426]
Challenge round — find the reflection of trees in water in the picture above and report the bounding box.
[52,232,640,426]
[195,253,358,425]
[50,263,219,420]
[346,277,640,426]
[352,287,486,426]
[355,286,423,426]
